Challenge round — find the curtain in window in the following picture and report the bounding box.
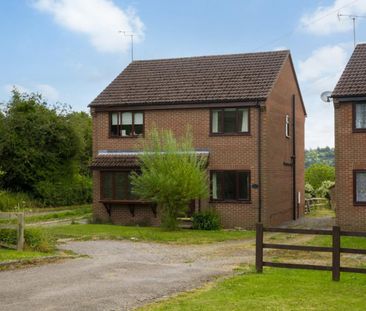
[356,104,366,129]
[240,109,249,132]
[121,112,133,136]
[134,112,143,125]
[356,172,366,202]
[212,110,219,133]
[122,112,133,125]
[111,113,118,125]
[212,172,218,199]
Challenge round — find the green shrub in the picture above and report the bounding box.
[35,175,92,206]
[0,191,41,212]
[305,183,315,199]
[0,228,55,252]
[192,210,221,230]
[316,180,335,200]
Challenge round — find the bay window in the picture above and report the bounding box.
[211,170,250,201]
[211,108,249,134]
[101,171,136,201]
[110,112,144,137]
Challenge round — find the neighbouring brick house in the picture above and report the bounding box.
[89,50,306,229]
[332,43,366,231]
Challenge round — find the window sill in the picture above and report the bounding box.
[209,132,251,137]
[108,135,144,139]
[353,201,366,206]
[353,129,366,133]
[210,200,252,204]
[99,199,150,205]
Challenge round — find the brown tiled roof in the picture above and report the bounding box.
[90,156,139,169]
[333,44,366,98]
[90,50,290,107]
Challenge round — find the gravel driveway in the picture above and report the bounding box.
[0,239,254,311]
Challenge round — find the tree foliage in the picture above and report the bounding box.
[66,111,92,176]
[130,128,209,230]
[305,147,334,168]
[0,90,92,205]
[305,163,335,191]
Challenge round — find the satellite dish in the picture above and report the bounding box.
[320,91,332,103]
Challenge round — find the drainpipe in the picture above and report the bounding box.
[257,101,262,223]
[292,95,297,220]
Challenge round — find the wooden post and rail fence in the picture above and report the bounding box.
[0,212,25,251]
[256,223,366,281]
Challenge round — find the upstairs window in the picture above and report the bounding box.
[285,114,290,138]
[354,170,366,205]
[101,171,137,201]
[211,108,249,135]
[354,103,366,131]
[110,112,144,137]
[211,170,250,201]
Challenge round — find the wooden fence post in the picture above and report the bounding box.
[256,223,263,273]
[17,213,25,251]
[332,226,340,281]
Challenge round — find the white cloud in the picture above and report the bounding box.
[300,0,366,35]
[298,44,352,148]
[3,83,60,103]
[298,45,348,83]
[273,46,288,51]
[36,84,60,102]
[32,0,145,53]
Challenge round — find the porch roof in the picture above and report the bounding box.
[90,149,210,169]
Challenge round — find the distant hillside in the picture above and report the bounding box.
[305,147,334,168]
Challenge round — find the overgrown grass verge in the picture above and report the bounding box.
[25,205,91,223]
[0,191,41,212]
[139,266,366,311]
[0,227,55,252]
[42,224,255,244]
[306,206,335,218]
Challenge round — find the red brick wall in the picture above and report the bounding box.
[262,57,305,226]
[92,107,259,229]
[334,102,366,231]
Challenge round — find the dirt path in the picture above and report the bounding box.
[0,239,254,311]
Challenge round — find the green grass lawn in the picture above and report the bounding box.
[140,267,366,311]
[308,235,366,249]
[0,204,92,225]
[43,224,255,244]
[25,205,91,223]
[0,248,52,262]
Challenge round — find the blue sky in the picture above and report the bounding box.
[1,0,365,148]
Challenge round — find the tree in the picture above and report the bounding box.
[0,90,80,193]
[305,163,335,190]
[130,128,209,230]
[305,147,334,168]
[66,111,92,176]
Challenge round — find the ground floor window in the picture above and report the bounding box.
[354,170,366,205]
[211,170,250,201]
[101,171,136,200]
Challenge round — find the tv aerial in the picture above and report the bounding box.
[337,12,366,47]
[320,91,332,103]
[118,31,134,62]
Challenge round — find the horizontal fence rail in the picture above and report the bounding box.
[0,212,25,251]
[256,223,366,281]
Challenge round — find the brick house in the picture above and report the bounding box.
[332,43,366,231]
[89,50,306,229]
